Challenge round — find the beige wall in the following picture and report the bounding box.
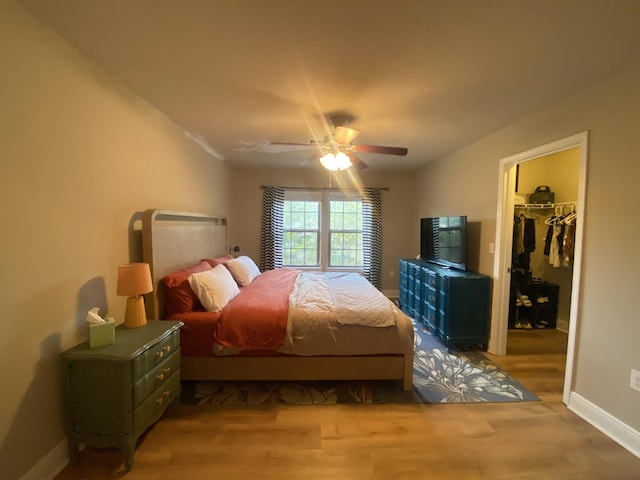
[416,61,640,431]
[229,167,416,292]
[413,140,499,275]
[517,149,580,203]
[0,3,230,479]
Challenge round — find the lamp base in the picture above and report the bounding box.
[124,295,147,328]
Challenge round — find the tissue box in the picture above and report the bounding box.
[89,318,115,348]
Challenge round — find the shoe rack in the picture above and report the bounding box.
[509,275,559,330]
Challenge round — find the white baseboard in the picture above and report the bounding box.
[556,319,569,333]
[568,392,640,459]
[20,439,68,480]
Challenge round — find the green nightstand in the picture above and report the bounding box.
[60,320,183,470]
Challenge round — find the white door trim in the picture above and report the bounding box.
[489,131,589,405]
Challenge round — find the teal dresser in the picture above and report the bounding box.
[61,320,183,470]
[399,259,491,350]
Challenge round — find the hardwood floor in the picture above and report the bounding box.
[54,330,640,479]
[484,329,570,402]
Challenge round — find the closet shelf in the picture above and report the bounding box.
[515,201,577,209]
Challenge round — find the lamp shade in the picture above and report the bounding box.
[116,263,153,296]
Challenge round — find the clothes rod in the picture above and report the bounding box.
[260,185,389,192]
[515,201,576,209]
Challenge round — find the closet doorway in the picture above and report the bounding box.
[489,132,588,405]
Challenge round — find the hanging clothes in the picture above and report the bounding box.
[523,217,536,253]
[512,213,534,271]
[563,224,575,267]
[544,224,553,256]
[513,215,524,256]
[543,206,577,268]
[548,224,562,267]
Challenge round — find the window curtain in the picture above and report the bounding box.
[361,187,383,289]
[259,186,284,271]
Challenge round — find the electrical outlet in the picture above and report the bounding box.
[631,369,640,392]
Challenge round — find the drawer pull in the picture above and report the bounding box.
[156,345,172,359]
[164,367,171,374]
[157,373,165,381]
[155,391,171,405]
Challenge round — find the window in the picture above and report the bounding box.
[282,191,363,270]
[282,198,319,266]
[329,199,363,267]
[261,186,383,288]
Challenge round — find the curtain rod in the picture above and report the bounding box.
[260,185,389,192]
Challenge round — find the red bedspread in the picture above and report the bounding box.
[214,267,300,350]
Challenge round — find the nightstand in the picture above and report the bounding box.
[60,320,183,470]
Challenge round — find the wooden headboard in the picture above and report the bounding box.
[142,209,228,319]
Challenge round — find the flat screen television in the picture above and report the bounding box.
[420,216,467,271]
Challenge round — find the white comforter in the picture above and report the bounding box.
[289,272,397,327]
[280,272,413,356]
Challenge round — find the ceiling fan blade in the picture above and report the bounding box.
[353,145,408,156]
[269,141,315,147]
[334,126,360,145]
[348,153,368,169]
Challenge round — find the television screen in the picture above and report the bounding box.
[420,216,467,270]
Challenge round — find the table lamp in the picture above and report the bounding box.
[116,263,153,328]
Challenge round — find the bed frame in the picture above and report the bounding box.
[142,208,413,391]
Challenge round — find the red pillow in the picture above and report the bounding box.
[163,260,212,316]
[202,254,233,269]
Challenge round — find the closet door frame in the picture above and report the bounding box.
[489,131,589,405]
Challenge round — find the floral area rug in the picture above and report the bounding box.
[181,321,539,406]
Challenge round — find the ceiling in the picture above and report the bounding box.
[19,0,640,170]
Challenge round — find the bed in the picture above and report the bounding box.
[141,209,414,391]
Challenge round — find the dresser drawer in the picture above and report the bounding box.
[425,305,437,324]
[134,349,181,407]
[425,270,437,287]
[134,371,180,436]
[426,286,437,305]
[132,330,180,380]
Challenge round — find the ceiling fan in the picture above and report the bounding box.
[270,113,408,170]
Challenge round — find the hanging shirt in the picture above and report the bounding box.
[549,225,562,268]
[544,224,553,256]
[563,223,576,267]
[523,218,536,253]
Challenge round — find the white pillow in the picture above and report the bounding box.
[225,256,261,287]
[188,264,240,312]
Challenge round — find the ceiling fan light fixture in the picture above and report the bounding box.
[333,126,360,145]
[320,151,352,171]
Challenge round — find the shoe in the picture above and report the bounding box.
[518,293,532,307]
[514,321,523,329]
[522,321,533,330]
